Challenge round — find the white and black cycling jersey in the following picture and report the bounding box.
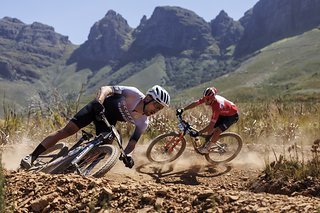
[71,86,148,142]
[109,85,148,132]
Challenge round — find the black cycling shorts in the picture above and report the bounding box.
[214,113,239,132]
[71,98,123,135]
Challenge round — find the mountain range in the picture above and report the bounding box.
[0,0,320,115]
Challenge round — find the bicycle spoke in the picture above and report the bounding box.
[206,133,242,163]
[148,133,186,163]
[78,149,109,175]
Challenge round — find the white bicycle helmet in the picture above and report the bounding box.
[146,85,170,107]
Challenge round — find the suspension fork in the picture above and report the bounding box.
[164,132,184,153]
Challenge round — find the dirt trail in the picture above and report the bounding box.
[3,145,320,212]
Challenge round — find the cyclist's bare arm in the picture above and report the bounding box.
[96,86,114,104]
[183,101,199,111]
[124,124,145,154]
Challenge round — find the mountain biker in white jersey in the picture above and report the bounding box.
[20,85,170,169]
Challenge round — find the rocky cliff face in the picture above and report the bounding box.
[67,6,219,75]
[0,17,72,81]
[67,10,132,70]
[126,6,216,61]
[210,10,244,50]
[235,0,320,57]
[2,1,320,91]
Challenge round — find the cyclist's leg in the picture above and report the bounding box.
[198,127,222,153]
[21,121,80,168]
[206,128,223,148]
[94,118,116,135]
[206,114,239,148]
[25,102,94,164]
[42,100,97,149]
[41,121,79,149]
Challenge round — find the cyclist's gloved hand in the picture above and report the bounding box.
[176,108,184,116]
[190,130,199,137]
[92,100,105,116]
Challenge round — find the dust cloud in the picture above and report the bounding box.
[232,149,265,169]
[1,137,37,170]
[0,135,295,175]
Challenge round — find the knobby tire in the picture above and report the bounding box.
[205,132,242,164]
[84,145,119,177]
[39,145,119,177]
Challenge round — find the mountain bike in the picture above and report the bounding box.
[25,113,133,177]
[146,113,243,164]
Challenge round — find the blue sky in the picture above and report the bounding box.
[1,0,258,44]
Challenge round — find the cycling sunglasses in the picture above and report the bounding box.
[152,100,164,111]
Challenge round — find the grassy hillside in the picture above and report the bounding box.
[120,56,168,92]
[177,29,320,103]
[1,29,320,117]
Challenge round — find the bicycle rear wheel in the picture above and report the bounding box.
[78,145,119,177]
[39,143,68,162]
[205,132,242,164]
[146,132,186,163]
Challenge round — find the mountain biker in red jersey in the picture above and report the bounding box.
[176,86,239,154]
[20,85,170,169]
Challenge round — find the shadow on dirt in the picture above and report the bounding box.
[136,163,232,185]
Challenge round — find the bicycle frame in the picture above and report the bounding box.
[37,132,110,174]
[71,113,129,173]
[100,114,126,157]
[36,113,130,174]
[164,132,185,154]
[147,114,243,164]
[163,114,200,154]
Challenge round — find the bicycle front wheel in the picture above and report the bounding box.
[146,132,186,163]
[78,145,119,177]
[205,132,243,164]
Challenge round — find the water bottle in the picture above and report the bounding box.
[194,137,201,148]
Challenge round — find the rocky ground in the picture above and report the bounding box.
[2,144,320,212]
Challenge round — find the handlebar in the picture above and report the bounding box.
[99,112,122,146]
[99,112,134,168]
[176,114,199,137]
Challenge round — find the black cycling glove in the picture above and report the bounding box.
[176,108,184,116]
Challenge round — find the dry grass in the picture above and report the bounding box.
[264,139,320,180]
[1,99,320,181]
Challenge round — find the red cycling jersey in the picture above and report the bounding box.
[196,95,238,123]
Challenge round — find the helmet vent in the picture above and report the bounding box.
[146,85,170,106]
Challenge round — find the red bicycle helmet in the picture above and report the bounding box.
[203,87,218,97]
